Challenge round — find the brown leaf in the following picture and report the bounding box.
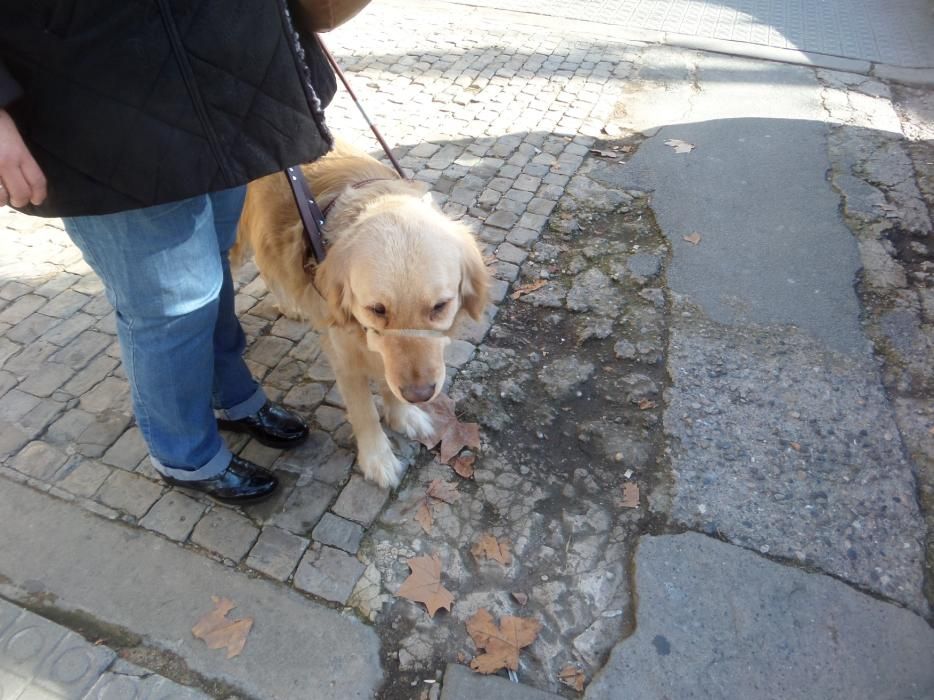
[415,500,434,534]
[790,441,801,451]
[191,596,254,659]
[452,454,476,479]
[439,420,481,464]
[638,399,656,410]
[558,665,586,692]
[510,279,548,300]
[590,149,618,158]
[466,608,541,674]
[419,393,456,449]
[664,138,695,154]
[511,591,528,606]
[683,232,702,245]
[471,534,512,566]
[620,483,640,508]
[427,479,460,504]
[396,555,455,618]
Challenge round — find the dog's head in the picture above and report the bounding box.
[316,187,489,404]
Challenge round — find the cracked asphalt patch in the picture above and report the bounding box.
[353,152,673,696]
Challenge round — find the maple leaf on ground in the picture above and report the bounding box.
[466,608,541,674]
[451,453,476,479]
[510,279,548,300]
[417,393,481,463]
[638,399,657,410]
[471,534,512,566]
[427,479,460,504]
[396,555,455,618]
[682,232,702,245]
[413,479,460,534]
[620,483,640,508]
[415,500,434,534]
[191,596,254,659]
[558,665,586,692]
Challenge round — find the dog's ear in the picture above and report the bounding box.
[315,251,354,326]
[457,227,490,321]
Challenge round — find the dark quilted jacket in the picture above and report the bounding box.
[0,0,335,217]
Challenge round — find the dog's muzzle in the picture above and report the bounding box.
[364,326,449,338]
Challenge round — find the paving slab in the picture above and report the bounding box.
[586,533,934,700]
[0,480,384,699]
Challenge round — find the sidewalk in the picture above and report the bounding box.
[1,0,932,698]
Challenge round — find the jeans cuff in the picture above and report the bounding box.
[151,444,231,481]
[218,386,267,421]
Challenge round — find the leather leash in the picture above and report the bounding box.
[286,33,406,265]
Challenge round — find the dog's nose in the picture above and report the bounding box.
[401,383,436,404]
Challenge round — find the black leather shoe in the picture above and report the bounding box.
[162,455,279,504]
[217,401,309,449]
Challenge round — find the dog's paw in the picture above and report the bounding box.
[386,403,435,442]
[357,434,405,489]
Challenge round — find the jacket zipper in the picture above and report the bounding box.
[156,0,236,185]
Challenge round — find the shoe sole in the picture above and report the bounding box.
[217,420,310,450]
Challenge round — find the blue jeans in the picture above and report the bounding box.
[63,187,266,480]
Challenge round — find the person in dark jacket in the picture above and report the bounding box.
[0,0,336,503]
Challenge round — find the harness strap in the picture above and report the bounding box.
[286,166,327,264]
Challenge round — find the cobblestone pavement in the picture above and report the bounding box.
[1,0,932,698]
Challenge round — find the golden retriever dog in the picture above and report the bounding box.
[235,140,489,488]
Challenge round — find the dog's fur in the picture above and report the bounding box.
[235,140,489,488]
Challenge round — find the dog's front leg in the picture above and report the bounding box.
[325,332,405,489]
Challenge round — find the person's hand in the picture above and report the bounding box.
[0,109,46,208]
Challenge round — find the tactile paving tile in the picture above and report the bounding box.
[451,0,934,67]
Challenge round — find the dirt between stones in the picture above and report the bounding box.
[354,160,676,697]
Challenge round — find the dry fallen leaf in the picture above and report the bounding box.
[558,665,586,692]
[638,399,656,410]
[511,591,528,606]
[510,279,548,300]
[451,453,476,479]
[466,608,541,674]
[413,479,460,534]
[191,596,253,659]
[683,232,702,245]
[790,441,801,451]
[471,534,512,566]
[415,500,434,534]
[419,394,482,464]
[620,483,640,508]
[427,479,460,504]
[590,149,618,158]
[397,555,455,619]
[665,138,695,154]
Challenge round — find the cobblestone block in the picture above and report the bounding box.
[478,226,507,244]
[313,405,346,432]
[50,330,111,370]
[485,210,519,230]
[102,427,148,470]
[505,188,534,204]
[140,491,205,541]
[271,480,338,535]
[0,336,19,368]
[0,294,45,324]
[445,339,476,369]
[487,177,513,193]
[283,382,327,411]
[494,197,527,216]
[45,408,96,446]
[191,507,259,561]
[274,429,336,474]
[312,512,365,554]
[488,278,510,304]
[332,475,390,526]
[505,226,540,248]
[495,242,528,265]
[20,399,67,440]
[96,471,164,518]
[266,357,307,390]
[237,439,282,469]
[245,526,309,581]
[491,260,520,282]
[324,384,345,409]
[235,294,257,315]
[5,312,59,344]
[84,670,212,700]
[56,459,112,498]
[293,543,366,605]
[76,413,133,459]
[0,601,115,700]
[271,316,308,342]
[42,313,95,346]
[0,389,40,422]
[528,197,558,216]
[247,335,293,369]
[0,370,16,398]
[33,272,80,299]
[38,289,90,318]
[314,449,355,485]
[11,441,69,481]
[18,362,75,398]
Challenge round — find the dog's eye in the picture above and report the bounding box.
[368,303,386,317]
[432,301,448,313]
